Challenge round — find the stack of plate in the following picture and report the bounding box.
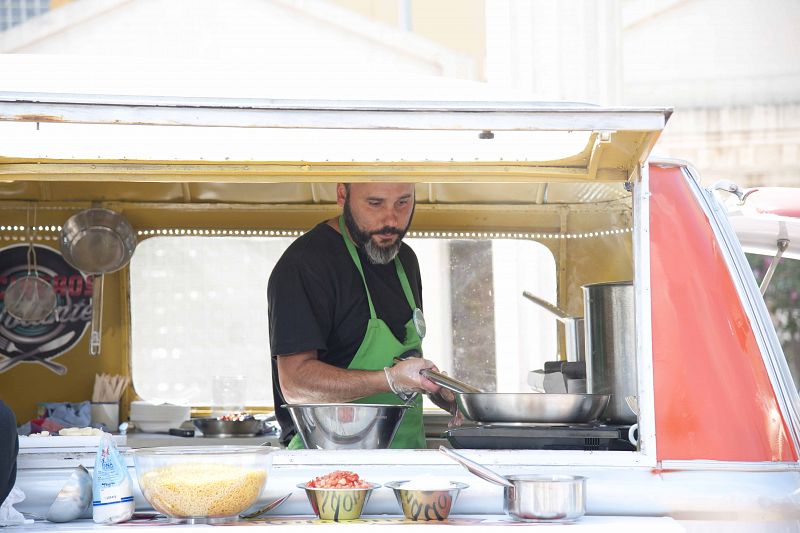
[129,401,190,433]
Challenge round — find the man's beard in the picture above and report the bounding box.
[343,200,412,265]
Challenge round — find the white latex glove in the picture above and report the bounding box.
[448,404,465,428]
[384,357,440,397]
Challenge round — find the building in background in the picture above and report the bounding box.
[3,0,797,187]
[336,0,800,188]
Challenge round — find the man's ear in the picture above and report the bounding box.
[336,183,347,207]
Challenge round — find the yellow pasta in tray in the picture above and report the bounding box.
[140,463,266,517]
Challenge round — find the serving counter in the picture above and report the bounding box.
[9,515,685,531]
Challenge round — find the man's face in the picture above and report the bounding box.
[338,183,416,265]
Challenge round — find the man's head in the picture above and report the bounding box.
[337,182,416,265]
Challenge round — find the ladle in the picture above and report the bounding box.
[240,493,292,519]
[46,465,92,523]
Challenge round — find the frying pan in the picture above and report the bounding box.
[60,208,137,356]
[192,417,265,438]
[421,369,608,424]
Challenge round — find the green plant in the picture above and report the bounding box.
[747,254,800,389]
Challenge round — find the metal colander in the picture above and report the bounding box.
[4,206,57,322]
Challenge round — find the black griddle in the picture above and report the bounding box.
[445,423,635,451]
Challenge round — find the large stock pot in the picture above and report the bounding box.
[583,281,636,424]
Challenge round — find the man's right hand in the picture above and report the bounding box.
[385,357,441,396]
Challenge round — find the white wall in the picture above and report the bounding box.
[0,0,474,79]
[484,0,800,186]
[486,0,621,105]
[623,0,800,107]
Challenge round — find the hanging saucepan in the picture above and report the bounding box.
[60,208,137,356]
[421,369,608,424]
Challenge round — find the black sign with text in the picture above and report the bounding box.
[0,244,91,373]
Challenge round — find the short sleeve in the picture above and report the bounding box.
[267,255,334,357]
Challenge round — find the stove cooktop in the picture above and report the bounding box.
[445,424,635,451]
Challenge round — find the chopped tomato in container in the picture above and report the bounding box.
[307,470,370,489]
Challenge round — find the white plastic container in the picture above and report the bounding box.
[129,401,190,433]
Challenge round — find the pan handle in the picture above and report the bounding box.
[89,274,103,357]
[439,446,513,488]
[420,369,482,394]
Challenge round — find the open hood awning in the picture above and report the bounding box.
[0,91,671,187]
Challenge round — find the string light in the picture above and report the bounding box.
[0,226,633,240]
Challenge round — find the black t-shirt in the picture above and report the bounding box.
[267,221,422,445]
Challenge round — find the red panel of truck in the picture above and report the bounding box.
[649,164,796,462]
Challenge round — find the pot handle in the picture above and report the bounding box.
[628,423,639,447]
[439,446,513,488]
[521,291,577,322]
[420,369,482,394]
[90,274,103,357]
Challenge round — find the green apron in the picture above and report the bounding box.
[287,216,424,449]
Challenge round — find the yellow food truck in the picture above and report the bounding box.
[1,70,798,532]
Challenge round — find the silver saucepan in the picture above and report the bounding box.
[60,208,137,356]
[421,369,609,424]
[440,446,586,523]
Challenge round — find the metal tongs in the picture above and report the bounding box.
[393,349,481,399]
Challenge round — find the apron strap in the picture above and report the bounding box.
[394,256,417,310]
[339,215,377,319]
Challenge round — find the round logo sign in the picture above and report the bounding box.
[0,244,91,373]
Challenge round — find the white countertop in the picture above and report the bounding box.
[7,515,686,531]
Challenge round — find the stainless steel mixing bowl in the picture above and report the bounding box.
[283,403,409,449]
[298,482,380,521]
[385,480,469,521]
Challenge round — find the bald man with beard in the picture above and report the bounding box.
[268,183,457,449]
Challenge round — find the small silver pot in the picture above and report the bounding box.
[504,474,586,523]
[440,447,587,523]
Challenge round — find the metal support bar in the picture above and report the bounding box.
[760,239,790,295]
